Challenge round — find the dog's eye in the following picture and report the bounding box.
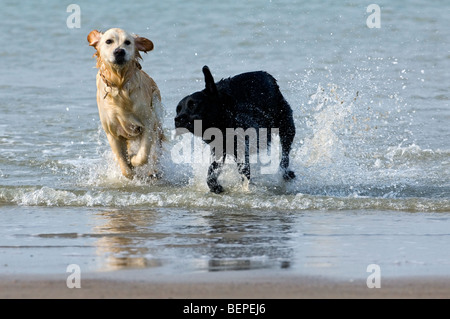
[105,39,113,45]
[124,40,131,45]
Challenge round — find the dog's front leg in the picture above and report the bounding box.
[205,144,226,193]
[130,132,161,178]
[107,134,134,179]
[236,140,251,191]
[130,131,150,168]
[207,161,224,194]
[207,148,226,193]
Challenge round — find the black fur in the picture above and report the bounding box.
[175,66,295,193]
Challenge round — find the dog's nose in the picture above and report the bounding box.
[114,48,125,57]
[174,114,187,127]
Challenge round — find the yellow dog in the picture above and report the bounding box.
[88,28,165,179]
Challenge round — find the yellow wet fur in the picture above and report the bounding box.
[88,28,166,179]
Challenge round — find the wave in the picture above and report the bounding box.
[1,183,449,212]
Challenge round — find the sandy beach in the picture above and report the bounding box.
[1,271,449,299]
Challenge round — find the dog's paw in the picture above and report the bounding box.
[130,154,148,167]
[210,184,224,194]
[121,167,135,179]
[283,170,296,181]
[241,177,251,192]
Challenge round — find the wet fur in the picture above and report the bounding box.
[175,66,296,193]
[88,28,165,179]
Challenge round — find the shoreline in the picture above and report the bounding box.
[1,271,449,299]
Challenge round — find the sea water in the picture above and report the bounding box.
[0,0,449,280]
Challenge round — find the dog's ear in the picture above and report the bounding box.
[87,30,103,48]
[135,36,154,53]
[203,66,218,96]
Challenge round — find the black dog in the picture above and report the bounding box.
[175,66,296,193]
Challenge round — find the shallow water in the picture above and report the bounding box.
[2,206,450,279]
[0,1,449,280]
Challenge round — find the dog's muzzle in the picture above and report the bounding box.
[174,114,186,128]
[113,48,126,65]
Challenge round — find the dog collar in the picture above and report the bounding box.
[100,71,115,99]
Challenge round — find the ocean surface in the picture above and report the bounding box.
[0,0,449,281]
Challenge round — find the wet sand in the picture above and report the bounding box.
[1,271,449,299]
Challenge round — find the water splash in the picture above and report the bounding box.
[295,83,356,167]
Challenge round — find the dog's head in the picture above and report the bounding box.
[88,28,154,68]
[175,66,223,134]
